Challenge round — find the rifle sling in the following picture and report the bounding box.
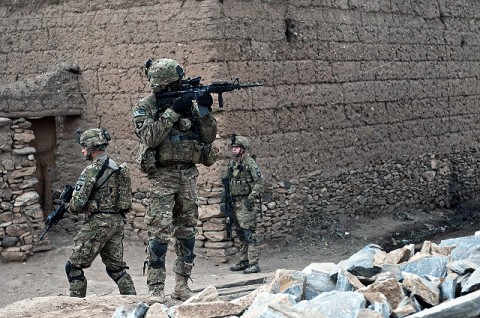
[93,157,119,191]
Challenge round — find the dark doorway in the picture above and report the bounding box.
[29,117,56,216]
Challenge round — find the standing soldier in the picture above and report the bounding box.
[132,58,218,301]
[226,135,265,274]
[66,128,136,297]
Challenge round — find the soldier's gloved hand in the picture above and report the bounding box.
[171,95,192,114]
[198,93,213,109]
[245,197,254,210]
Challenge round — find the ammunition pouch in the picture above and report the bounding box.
[200,143,218,167]
[156,140,200,165]
[137,143,157,175]
[230,179,253,196]
[156,140,218,167]
[138,139,218,173]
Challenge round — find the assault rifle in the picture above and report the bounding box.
[221,177,234,238]
[158,77,263,108]
[39,185,74,241]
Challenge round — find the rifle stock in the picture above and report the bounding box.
[39,185,74,241]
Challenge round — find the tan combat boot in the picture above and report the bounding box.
[147,267,167,303]
[171,273,193,301]
[243,263,261,274]
[230,260,249,271]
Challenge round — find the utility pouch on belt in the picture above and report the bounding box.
[137,143,157,174]
[156,140,199,164]
[200,143,218,167]
[231,180,252,196]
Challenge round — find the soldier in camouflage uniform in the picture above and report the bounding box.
[226,135,265,274]
[66,128,136,298]
[132,58,217,301]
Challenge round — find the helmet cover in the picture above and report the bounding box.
[147,58,185,92]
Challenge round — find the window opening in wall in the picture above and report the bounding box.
[29,117,56,216]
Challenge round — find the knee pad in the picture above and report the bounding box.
[106,267,127,283]
[146,240,168,268]
[65,260,85,283]
[175,237,196,263]
[242,229,257,245]
[235,228,245,241]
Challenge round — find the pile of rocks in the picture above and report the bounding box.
[3,234,480,317]
[111,233,480,318]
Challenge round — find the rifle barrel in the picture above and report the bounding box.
[38,224,51,241]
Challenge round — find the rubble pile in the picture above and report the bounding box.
[118,233,480,318]
[4,234,480,318]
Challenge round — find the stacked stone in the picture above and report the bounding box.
[0,118,47,262]
[256,180,299,243]
[190,181,296,263]
[196,183,235,263]
[297,151,480,236]
[125,191,148,242]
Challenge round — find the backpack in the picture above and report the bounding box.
[115,163,132,211]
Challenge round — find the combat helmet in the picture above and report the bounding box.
[231,134,249,150]
[75,128,111,150]
[146,58,185,92]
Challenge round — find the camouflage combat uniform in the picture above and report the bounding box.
[227,153,265,272]
[66,153,136,297]
[132,89,217,299]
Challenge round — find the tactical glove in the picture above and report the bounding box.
[171,95,192,114]
[197,93,214,108]
[245,197,254,210]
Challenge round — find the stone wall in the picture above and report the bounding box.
[0,118,49,262]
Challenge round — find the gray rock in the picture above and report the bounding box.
[2,236,19,247]
[397,256,448,278]
[335,244,385,278]
[440,274,457,301]
[461,268,480,294]
[294,291,366,318]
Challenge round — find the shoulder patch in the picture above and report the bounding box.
[133,109,147,117]
[135,120,144,129]
[254,166,262,177]
[75,174,86,191]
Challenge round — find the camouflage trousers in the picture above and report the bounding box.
[145,166,199,293]
[233,197,260,265]
[67,213,136,297]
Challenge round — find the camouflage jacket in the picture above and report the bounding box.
[69,154,122,214]
[132,94,217,171]
[226,154,265,199]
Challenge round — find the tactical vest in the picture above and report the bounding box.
[228,160,255,197]
[136,95,218,173]
[91,158,132,212]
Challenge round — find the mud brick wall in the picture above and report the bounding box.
[0,118,50,262]
[1,0,480,261]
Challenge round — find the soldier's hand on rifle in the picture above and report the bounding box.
[197,93,213,109]
[245,197,254,210]
[171,95,192,114]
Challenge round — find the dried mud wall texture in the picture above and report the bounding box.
[1,0,480,260]
[0,64,85,118]
[0,118,50,262]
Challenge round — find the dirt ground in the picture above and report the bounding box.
[1,204,479,310]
